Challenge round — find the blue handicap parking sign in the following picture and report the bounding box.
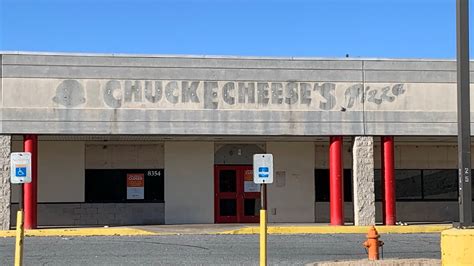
[16,167,27,177]
[258,167,269,178]
[10,153,32,184]
[253,154,274,184]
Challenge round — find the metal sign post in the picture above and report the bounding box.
[15,184,24,266]
[456,0,473,228]
[260,183,267,266]
[11,152,32,266]
[253,154,273,266]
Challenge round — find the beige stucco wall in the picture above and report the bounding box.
[315,140,468,170]
[267,142,315,222]
[315,140,467,170]
[164,142,214,224]
[11,140,85,202]
[85,143,164,169]
[315,142,353,168]
[38,141,85,202]
[373,143,461,169]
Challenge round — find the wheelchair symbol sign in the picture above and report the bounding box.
[10,152,32,184]
[16,167,27,177]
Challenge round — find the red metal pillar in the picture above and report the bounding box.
[381,139,386,225]
[24,135,38,229]
[382,136,396,225]
[329,136,344,225]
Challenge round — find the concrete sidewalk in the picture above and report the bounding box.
[308,259,441,266]
[0,223,452,237]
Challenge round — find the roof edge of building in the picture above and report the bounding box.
[0,50,458,62]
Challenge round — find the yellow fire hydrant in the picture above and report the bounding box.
[363,226,384,260]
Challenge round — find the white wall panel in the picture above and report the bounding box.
[267,142,315,222]
[37,141,85,202]
[164,142,214,224]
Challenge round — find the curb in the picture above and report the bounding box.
[0,227,158,238]
[0,225,451,237]
[219,225,452,235]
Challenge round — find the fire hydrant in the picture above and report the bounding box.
[363,226,384,260]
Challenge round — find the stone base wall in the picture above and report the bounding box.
[315,201,474,223]
[10,203,164,227]
[0,136,11,230]
[315,202,355,223]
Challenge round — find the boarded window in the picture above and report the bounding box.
[375,169,460,201]
[375,170,422,200]
[85,169,164,203]
[423,170,458,200]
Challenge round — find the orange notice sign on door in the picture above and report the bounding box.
[127,173,144,199]
[244,170,253,181]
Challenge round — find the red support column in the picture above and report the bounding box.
[24,135,38,229]
[382,136,396,225]
[329,136,344,225]
[381,139,386,225]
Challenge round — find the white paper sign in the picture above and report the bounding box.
[244,181,260,192]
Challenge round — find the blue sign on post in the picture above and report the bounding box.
[15,167,27,177]
[253,154,274,184]
[258,167,269,178]
[10,153,32,184]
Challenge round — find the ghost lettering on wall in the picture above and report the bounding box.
[53,79,406,110]
[53,80,86,107]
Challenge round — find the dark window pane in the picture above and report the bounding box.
[396,170,422,200]
[85,169,126,202]
[144,170,165,201]
[423,170,457,200]
[374,169,382,201]
[315,169,329,202]
[219,170,236,192]
[315,169,352,202]
[375,170,422,200]
[244,199,261,216]
[343,169,353,202]
[219,199,237,216]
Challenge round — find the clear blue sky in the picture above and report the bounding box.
[0,0,471,58]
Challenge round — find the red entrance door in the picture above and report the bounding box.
[214,165,261,223]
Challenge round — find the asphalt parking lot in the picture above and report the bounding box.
[0,233,440,265]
